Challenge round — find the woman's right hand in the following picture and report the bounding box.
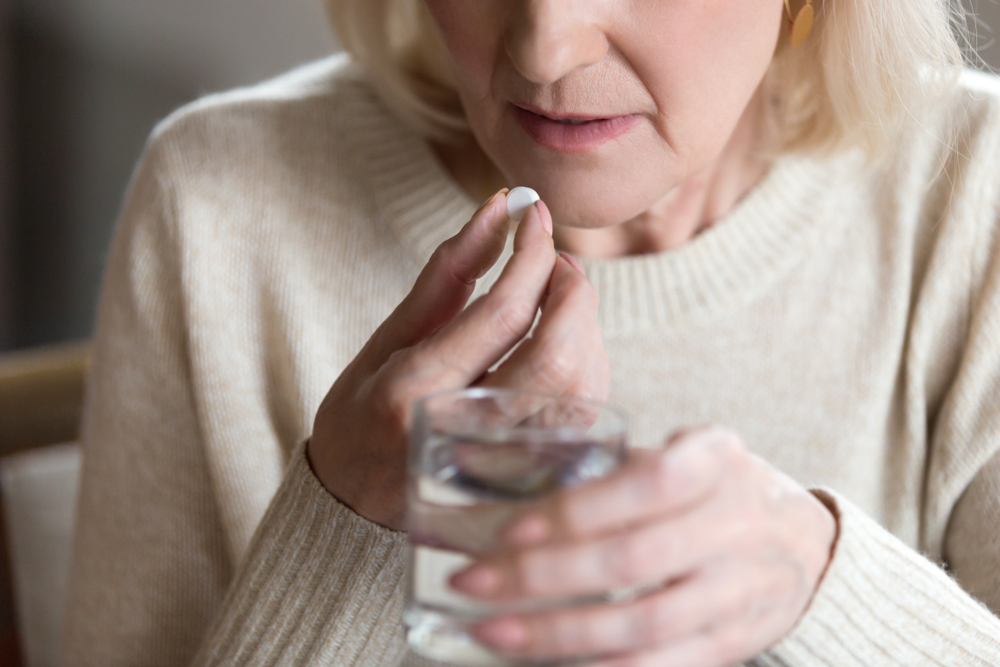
[308,191,609,530]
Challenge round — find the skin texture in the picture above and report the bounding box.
[451,428,837,667]
[310,1,837,665]
[310,194,608,529]
[423,0,782,254]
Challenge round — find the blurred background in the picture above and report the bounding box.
[0,1,999,353]
[0,0,335,352]
[0,4,334,664]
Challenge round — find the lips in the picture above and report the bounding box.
[512,105,640,152]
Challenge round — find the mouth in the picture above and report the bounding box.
[511,105,640,153]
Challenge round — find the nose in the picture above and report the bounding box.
[504,0,609,84]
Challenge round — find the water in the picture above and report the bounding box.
[405,432,624,666]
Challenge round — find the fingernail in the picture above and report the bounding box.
[503,514,551,545]
[475,188,509,216]
[559,252,584,274]
[536,200,554,236]
[474,618,529,650]
[450,563,502,596]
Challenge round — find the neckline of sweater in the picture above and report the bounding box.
[342,75,858,337]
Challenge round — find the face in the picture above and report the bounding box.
[422,0,785,228]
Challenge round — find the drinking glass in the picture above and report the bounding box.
[404,388,629,666]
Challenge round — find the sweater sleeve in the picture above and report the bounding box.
[753,488,1000,667]
[62,139,233,667]
[754,187,1000,665]
[62,136,413,667]
[191,442,410,667]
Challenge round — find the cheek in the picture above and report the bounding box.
[423,0,785,228]
[629,0,784,157]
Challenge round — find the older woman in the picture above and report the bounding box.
[63,0,1000,666]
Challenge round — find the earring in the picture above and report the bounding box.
[784,0,814,48]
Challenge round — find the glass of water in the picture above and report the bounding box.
[404,388,629,666]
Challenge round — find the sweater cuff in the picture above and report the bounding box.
[193,441,410,667]
[756,489,1000,667]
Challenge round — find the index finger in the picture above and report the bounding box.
[402,201,559,389]
[504,427,740,545]
[361,190,511,371]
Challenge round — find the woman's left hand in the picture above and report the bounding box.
[449,426,838,667]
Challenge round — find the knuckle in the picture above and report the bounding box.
[722,578,756,618]
[550,493,579,534]
[552,273,600,316]
[531,342,578,389]
[712,624,751,664]
[489,297,535,341]
[651,447,674,484]
[510,550,545,596]
[427,240,455,275]
[420,343,476,381]
[383,346,411,371]
[370,375,412,431]
[548,613,586,656]
[645,591,677,630]
[607,654,642,667]
[700,426,750,470]
[648,450,681,504]
[608,534,651,584]
[628,601,662,646]
[430,238,478,286]
[712,426,747,455]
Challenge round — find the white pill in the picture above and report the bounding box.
[506,186,540,222]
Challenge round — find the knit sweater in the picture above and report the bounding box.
[62,55,1000,666]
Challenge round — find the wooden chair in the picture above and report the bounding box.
[0,342,89,667]
[0,343,90,455]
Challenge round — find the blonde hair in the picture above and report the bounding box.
[325,0,966,159]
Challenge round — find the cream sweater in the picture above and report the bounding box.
[62,56,1000,666]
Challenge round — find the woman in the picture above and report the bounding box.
[63,0,1000,665]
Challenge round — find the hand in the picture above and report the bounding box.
[309,191,609,530]
[450,426,837,667]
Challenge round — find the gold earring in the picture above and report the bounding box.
[784,0,814,48]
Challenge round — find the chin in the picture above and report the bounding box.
[486,125,683,229]
[500,163,669,229]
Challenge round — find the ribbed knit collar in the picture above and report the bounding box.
[341,74,859,338]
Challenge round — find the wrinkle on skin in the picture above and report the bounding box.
[423,0,785,256]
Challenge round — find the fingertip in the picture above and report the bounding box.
[651,430,724,498]
[448,189,513,279]
[449,563,502,597]
[474,188,510,218]
[465,190,512,243]
[548,254,578,289]
[514,204,554,252]
[502,514,551,546]
[472,618,529,651]
[559,251,584,274]
[535,200,554,235]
